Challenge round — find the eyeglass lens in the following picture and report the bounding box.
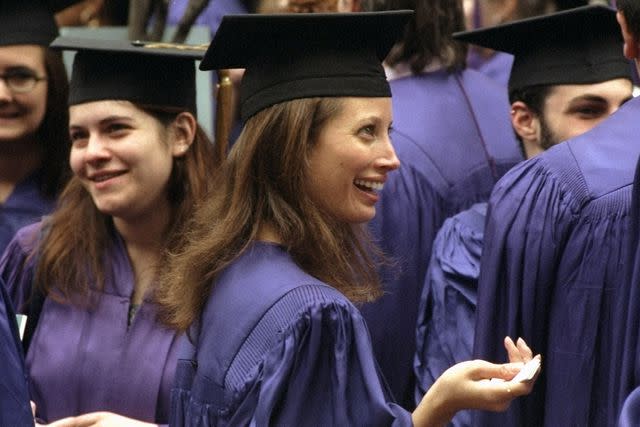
[0,68,43,93]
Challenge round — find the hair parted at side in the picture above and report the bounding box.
[39,49,72,198]
[618,0,640,36]
[361,0,467,72]
[34,104,216,306]
[157,97,385,332]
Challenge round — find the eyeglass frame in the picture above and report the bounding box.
[0,69,47,94]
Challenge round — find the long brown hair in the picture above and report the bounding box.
[361,0,468,72]
[34,103,216,303]
[157,97,384,331]
[38,49,72,198]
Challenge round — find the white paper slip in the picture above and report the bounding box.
[511,357,541,382]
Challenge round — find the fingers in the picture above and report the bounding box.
[504,337,520,362]
[516,337,534,360]
[504,336,534,363]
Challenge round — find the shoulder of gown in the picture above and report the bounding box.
[475,98,640,427]
[171,243,412,427]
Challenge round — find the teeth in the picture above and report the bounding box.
[354,179,383,191]
[93,173,120,182]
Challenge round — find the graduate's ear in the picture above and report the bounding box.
[617,11,639,61]
[170,112,197,157]
[511,101,539,141]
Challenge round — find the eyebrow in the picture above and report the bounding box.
[564,94,633,112]
[69,115,133,129]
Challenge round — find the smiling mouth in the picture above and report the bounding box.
[0,111,21,119]
[91,172,126,183]
[354,179,384,192]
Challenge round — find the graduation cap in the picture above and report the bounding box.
[1,0,82,46]
[49,37,206,113]
[200,11,413,122]
[453,5,631,91]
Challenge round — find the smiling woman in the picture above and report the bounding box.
[0,38,216,426]
[0,0,75,255]
[157,12,540,427]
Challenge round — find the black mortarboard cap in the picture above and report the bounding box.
[49,37,205,113]
[453,5,631,91]
[1,0,81,46]
[200,11,413,122]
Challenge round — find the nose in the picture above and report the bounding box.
[0,78,12,102]
[83,133,111,163]
[374,136,401,172]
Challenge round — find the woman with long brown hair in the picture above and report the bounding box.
[1,38,216,426]
[161,11,540,426]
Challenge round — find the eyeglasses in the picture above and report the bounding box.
[0,70,47,94]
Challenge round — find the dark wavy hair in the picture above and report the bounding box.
[361,0,467,72]
[37,49,72,198]
[619,0,640,36]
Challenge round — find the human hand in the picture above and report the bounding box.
[44,412,158,427]
[412,337,541,427]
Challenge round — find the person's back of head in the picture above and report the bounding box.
[618,0,640,50]
[361,0,467,72]
[455,5,632,157]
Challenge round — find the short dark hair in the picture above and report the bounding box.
[618,0,640,37]
[508,84,554,155]
[508,84,554,117]
[361,0,467,72]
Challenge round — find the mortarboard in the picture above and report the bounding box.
[49,37,205,113]
[199,11,413,122]
[453,5,631,91]
[1,0,82,46]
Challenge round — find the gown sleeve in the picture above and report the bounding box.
[415,203,486,427]
[0,276,33,426]
[172,288,413,427]
[473,157,576,426]
[615,156,640,425]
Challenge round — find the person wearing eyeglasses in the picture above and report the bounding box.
[0,0,73,254]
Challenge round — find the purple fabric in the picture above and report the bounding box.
[0,276,33,426]
[171,242,413,426]
[473,97,640,427]
[0,171,55,255]
[620,386,640,427]
[415,202,487,427]
[167,0,247,37]
[613,152,640,424]
[1,222,180,424]
[466,51,514,88]
[363,68,522,409]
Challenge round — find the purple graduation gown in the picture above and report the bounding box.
[415,202,487,427]
[171,241,413,426]
[0,171,55,255]
[614,154,640,426]
[466,51,514,88]
[0,276,33,426]
[364,67,522,408]
[474,97,640,427]
[1,222,181,424]
[167,0,247,37]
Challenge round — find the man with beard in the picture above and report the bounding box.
[415,5,633,427]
